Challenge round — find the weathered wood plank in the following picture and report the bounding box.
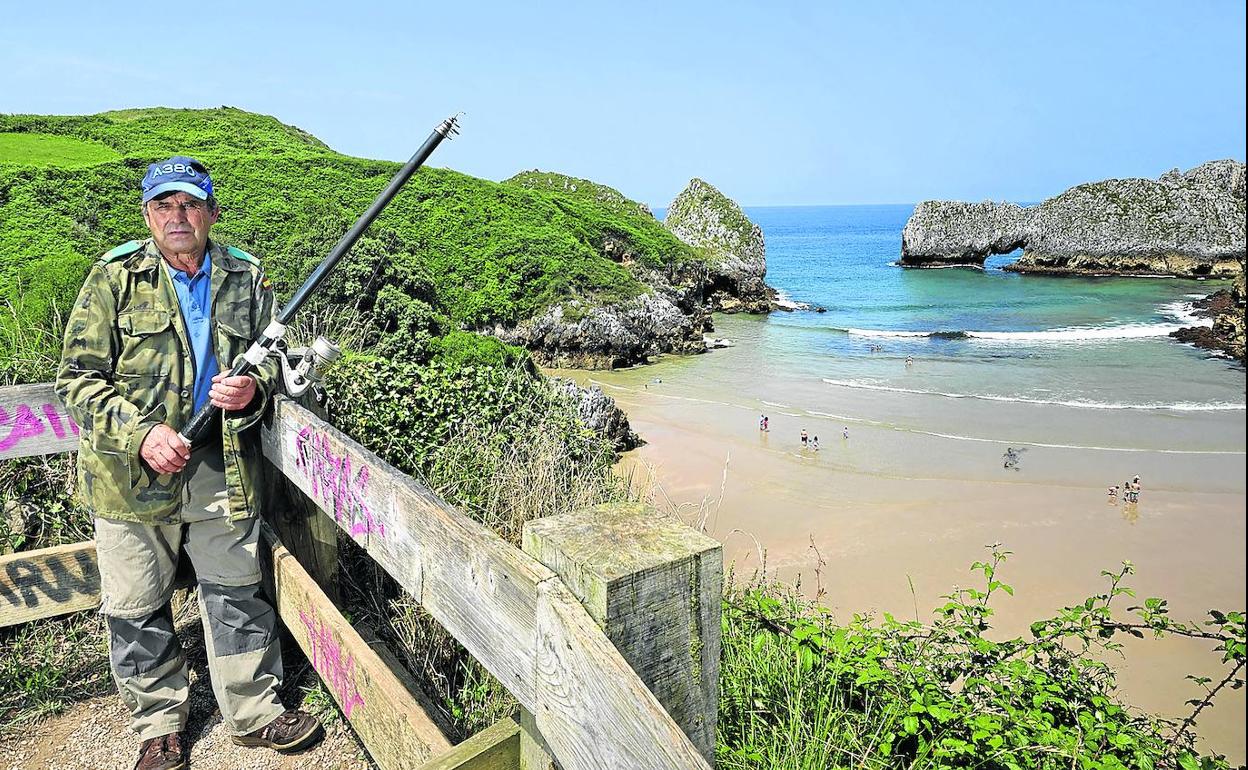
[523,504,722,764]
[261,397,711,770]
[0,541,99,627]
[0,383,79,461]
[531,578,712,769]
[268,528,454,767]
[419,717,520,770]
[266,390,340,600]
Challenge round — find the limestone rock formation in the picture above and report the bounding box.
[901,201,1028,268]
[550,378,642,452]
[491,293,704,370]
[490,172,781,368]
[900,160,1246,278]
[664,179,775,312]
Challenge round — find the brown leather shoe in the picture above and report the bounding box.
[134,732,187,770]
[231,710,323,753]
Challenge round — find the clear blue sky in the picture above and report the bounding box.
[2,1,1244,207]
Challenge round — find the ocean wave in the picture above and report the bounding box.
[966,323,1194,340]
[908,428,1243,455]
[821,378,1246,412]
[1158,301,1213,327]
[592,379,1245,453]
[842,322,1205,341]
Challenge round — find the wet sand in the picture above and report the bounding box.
[550,341,1247,761]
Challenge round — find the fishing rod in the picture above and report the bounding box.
[179,113,461,445]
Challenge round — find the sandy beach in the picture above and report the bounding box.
[549,315,1247,761]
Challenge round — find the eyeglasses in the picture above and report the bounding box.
[150,199,209,215]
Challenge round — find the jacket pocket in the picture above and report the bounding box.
[116,310,175,376]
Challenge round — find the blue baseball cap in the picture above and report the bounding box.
[141,156,214,203]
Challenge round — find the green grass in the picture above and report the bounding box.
[0,107,700,371]
[0,613,111,732]
[0,133,121,168]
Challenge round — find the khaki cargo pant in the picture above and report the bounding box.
[94,442,285,741]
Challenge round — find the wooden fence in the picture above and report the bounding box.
[1,384,722,769]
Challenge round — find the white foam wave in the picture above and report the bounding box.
[966,323,1191,341]
[847,328,932,338]
[846,319,1210,341]
[910,429,1242,454]
[761,400,792,409]
[821,378,1245,412]
[1158,301,1213,327]
[590,379,1244,454]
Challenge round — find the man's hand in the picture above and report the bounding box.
[140,424,191,475]
[210,373,258,412]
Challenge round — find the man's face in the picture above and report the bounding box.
[143,192,219,258]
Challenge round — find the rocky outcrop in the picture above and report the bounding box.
[491,293,704,370]
[664,179,775,312]
[492,172,779,369]
[900,160,1246,278]
[1170,288,1246,364]
[550,378,642,452]
[901,202,1028,268]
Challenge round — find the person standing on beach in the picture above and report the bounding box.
[842,426,850,440]
[800,428,809,447]
[762,416,769,431]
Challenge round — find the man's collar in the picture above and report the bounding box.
[165,249,212,280]
[125,239,247,273]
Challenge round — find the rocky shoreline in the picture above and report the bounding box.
[1169,288,1246,365]
[494,177,776,369]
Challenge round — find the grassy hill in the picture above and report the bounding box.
[0,106,703,368]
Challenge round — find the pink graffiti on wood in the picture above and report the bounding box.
[299,609,365,717]
[0,403,80,451]
[294,425,385,538]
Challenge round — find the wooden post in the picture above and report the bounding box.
[521,502,722,767]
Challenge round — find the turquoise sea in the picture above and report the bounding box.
[590,204,1245,756]
[749,204,1245,418]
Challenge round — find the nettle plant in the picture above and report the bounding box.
[718,545,1245,770]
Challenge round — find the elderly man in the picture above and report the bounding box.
[56,157,322,770]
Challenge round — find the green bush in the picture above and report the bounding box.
[718,547,1244,770]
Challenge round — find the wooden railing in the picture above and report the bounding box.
[1,384,721,769]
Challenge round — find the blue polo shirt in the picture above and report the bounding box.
[166,252,219,412]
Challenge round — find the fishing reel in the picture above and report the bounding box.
[274,336,342,402]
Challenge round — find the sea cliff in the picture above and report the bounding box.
[497,173,774,368]
[900,160,1246,278]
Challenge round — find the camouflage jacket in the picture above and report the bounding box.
[55,238,279,523]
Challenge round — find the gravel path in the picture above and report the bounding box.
[0,692,373,770]
[1,598,377,770]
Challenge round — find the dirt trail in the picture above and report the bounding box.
[0,693,372,770]
[1,601,376,770]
